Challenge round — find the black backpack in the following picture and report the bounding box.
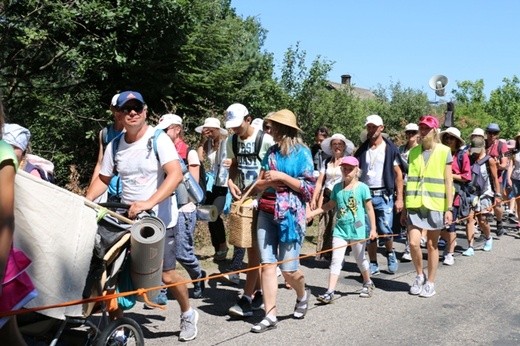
[231,130,265,162]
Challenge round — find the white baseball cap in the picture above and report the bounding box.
[404,123,419,131]
[225,103,248,128]
[365,114,383,126]
[155,113,183,130]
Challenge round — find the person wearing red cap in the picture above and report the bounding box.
[307,156,377,303]
[402,115,453,298]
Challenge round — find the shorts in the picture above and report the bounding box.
[256,210,301,272]
[366,194,394,243]
[407,207,445,230]
[162,226,177,271]
[512,179,520,197]
[475,195,493,214]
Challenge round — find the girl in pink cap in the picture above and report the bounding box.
[307,156,377,303]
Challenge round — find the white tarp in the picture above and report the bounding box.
[13,171,98,320]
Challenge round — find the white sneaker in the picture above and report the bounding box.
[222,273,240,285]
[410,274,425,295]
[276,266,282,277]
[443,253,455,266]
[401,251,412,262]
[419,281,436,298]
[420,237,427,248]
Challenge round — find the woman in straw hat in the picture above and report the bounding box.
[250,109,315,333]
[195,117,230,261]
[310,133,354,262]
[439,127,471,266]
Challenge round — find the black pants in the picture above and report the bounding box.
[206,185,228,252]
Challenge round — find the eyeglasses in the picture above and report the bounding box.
[405,131,418,135]
[120,105,144,114]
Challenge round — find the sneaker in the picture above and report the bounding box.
[378,238,385,247]
[317,290,334,304]
[222,272,240,285]
[387,251,398,274]
[419,281,436,298]
[193,270,206,299]
[369,262,380,276]
[420,237,427,248]
[443,253,454,266]
[462,247,475,256]
[113,329,127,344]
[359,282,375,298]
[251,291,264,310]
[401,251,412,262]
[409,274,425,295]
[496,225,506,237]
[483,237,493,251]
[276,266,282,277]
[438,238,446,249]
[214,248,229,262]
[179,309,199,341]
[145,287,168,308]
[228,296,253,317]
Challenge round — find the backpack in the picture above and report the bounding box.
[463,154,490,197]
[231,129,265,162]
[112,129,206,204]
[24,153,55,183]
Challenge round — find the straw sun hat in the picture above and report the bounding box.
[268,109,302,132]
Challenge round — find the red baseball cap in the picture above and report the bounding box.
[418,115,439,129]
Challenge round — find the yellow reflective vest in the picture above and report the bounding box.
[406,144,450,211]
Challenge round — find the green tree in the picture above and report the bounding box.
[487,76,520,138]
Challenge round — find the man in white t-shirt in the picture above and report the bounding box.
[86,91,199,342]
[224,103,275,318]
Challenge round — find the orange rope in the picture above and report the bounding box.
[1,195,517,318]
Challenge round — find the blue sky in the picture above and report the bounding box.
[231,0,519,99]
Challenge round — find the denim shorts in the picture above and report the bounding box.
[256,210,301,272]
[366,194,394,242]
[163,226,177,271]
[512,179,520,197]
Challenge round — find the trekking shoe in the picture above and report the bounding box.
[179,309,199,341]
[252,291,264,310]
[483,237,493,252]
[419,281,436,298]
[369,262,380,276]
[409,274,426,295]
[228,296,253,317]
[359,282,375,298]
[222,272,240,285]
[193,270,206,299]
[293,288,311,319]
[443,253,455,266]
[401,250,412,262]
[496,225,506,237]
[462,247,475,256]
[387,251,398,274]
[317,291,334,304]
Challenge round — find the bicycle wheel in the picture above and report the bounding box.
[95,317,144,346]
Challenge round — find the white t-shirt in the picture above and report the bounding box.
[320,159,343,191]
[100,126,179,228]
[226,128,274,189]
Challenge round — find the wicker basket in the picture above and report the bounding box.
[228,198,254,248]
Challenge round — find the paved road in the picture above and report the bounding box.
[129,225,520,345]
[24,223,520,345]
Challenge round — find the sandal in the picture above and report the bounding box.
[293,288,311,319]
[250,316,277,333]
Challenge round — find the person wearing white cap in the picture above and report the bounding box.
[156,114,206,299]
[439,127,472,266]
[88,93,125,202]
[86,92,199,342]
[195,117,230,262]
[354,114,403,276]
[310,133,354,262]
[224,103,275,318]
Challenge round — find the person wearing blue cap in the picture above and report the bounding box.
[87,91,200,341]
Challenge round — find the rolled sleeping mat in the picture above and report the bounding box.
[196,205,218,222]
[130,216,165,302]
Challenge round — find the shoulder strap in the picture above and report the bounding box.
[254,129,265,162]
[111,132,124,172]
[102,126,109,145]
[232,133,238,156]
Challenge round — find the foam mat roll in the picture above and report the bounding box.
[130,216,165,302]
[196,205,218,222]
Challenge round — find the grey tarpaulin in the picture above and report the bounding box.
[130,216,165,302]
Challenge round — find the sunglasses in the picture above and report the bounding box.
[120,105,144,114]
[486,131,499,135]
[405,131,418,135]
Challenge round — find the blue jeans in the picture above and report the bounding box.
[256,210,301,272]
[366,194,394,243]
[173,210,202,280]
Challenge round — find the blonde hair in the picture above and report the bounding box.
[272,122,304,156]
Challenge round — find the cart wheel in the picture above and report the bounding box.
[95,317,144,346]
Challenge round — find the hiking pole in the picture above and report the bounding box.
[83,199,135,225]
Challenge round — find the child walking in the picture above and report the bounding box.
[307,156,377,303]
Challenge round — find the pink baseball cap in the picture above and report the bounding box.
[340,156,359,167]
[418,115,439,129]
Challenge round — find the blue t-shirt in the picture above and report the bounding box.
[330,181,371,240]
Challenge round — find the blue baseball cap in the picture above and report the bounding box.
[116,91,145,108]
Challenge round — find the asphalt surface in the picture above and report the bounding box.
[24,220,520,345]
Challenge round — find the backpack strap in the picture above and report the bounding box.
[232,130,265,162]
